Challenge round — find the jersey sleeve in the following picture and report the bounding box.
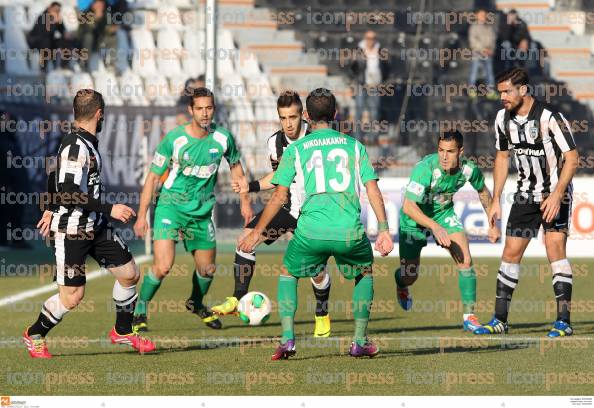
[356,141,379,184]
[549,112,576,152]
[271,144,296,187]
[224,131,241,166]
[267,135,279,171]
[495,112,509,151]
[404,161,431,203]
[469,163,486,191]
[150,135,172,176]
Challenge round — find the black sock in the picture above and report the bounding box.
[233,250,255,300]
[114,294,137,334]
[28,311,59,338]
[494,268,518,323]
[312,283,331,316]
[553,277,572,324]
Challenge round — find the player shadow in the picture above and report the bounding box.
[221,316,398,330]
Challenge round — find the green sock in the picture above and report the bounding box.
[394,267,406,288]
[278,275,298,344]
[353,274,374,346]
[458,267,477,314]
[134,271,162,316]
[189,271,213,311]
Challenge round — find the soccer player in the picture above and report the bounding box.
[24,89,155,358]
[211,91,332,337]
[239,88,394,359]
[131,87,253,332]
[394,130,500,331]
[474,68,579,337]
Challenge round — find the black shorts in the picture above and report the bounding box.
[506,193,572,239]
[51,225,132,287]
[246,206,298,245]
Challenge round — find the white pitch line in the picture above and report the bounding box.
[0,254,153,308]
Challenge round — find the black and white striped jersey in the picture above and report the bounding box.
[267,121,309,219]
[49,128,113,234]
[494,99,577,202]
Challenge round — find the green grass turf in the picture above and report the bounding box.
[2,250,594,395]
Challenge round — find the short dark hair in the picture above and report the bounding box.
[496,67,529,87]
[73,89,104,121]
[277,90,303,112]
[189,87,215,107]
[438,130,464,148]
[306,88,336,123]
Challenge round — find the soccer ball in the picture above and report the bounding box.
[238,291,272,326]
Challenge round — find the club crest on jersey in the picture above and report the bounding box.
[529,124,538,139]
[209,148,219,160]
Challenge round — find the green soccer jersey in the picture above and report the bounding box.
[150,123,241,217]
[271,127,378,241]
[400,153,485,230]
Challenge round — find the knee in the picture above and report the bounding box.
[197,263,216,278]
[502,247,523,263]
[60,289,84,309]
[120,261,140,285]
[152,262,171,279]
[457,256,473,270]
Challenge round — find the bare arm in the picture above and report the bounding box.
[365,180,388,223]
[402,198,439,230]
[252,186,288,234]
[492,150,510,203]
[365,180,394,256]
[554,149,578,196]
[477,185,493,214]
[133,171,161,236]
[230,162,254,225]
[137,172,160,220]
[258,172,276,191]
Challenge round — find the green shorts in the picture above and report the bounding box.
[399,209,464,260]
[283,231,373,280]
[153,205,216,251]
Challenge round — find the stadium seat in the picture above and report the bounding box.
[4,6,30,31]
[156,29,183,77]
[93,71,124,106]
[4,28,33,75]
[130,28,158,77]
[169,75,188,101]
[119,70,149,106]
[182,30,205,76]
[156,5,183,31]
[237,50,261,78]
[45,69,71,101]
[70,72,94,95]
[144,74,176,106]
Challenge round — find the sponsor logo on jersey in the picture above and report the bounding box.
[152,152,166,167]
[407,181,425,196]
[515,147,545,156]
[182,163,219,178]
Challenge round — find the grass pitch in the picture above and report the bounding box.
[2,246,594,395]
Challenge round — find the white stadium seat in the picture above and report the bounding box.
[119,70,149,106]
[4,28,33,75]
[130,28,158,77]
[144,74,175,106]
[70,72,94,96]
[156,29,183,77]
[93,71,123,106]
[45,69,70,100]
